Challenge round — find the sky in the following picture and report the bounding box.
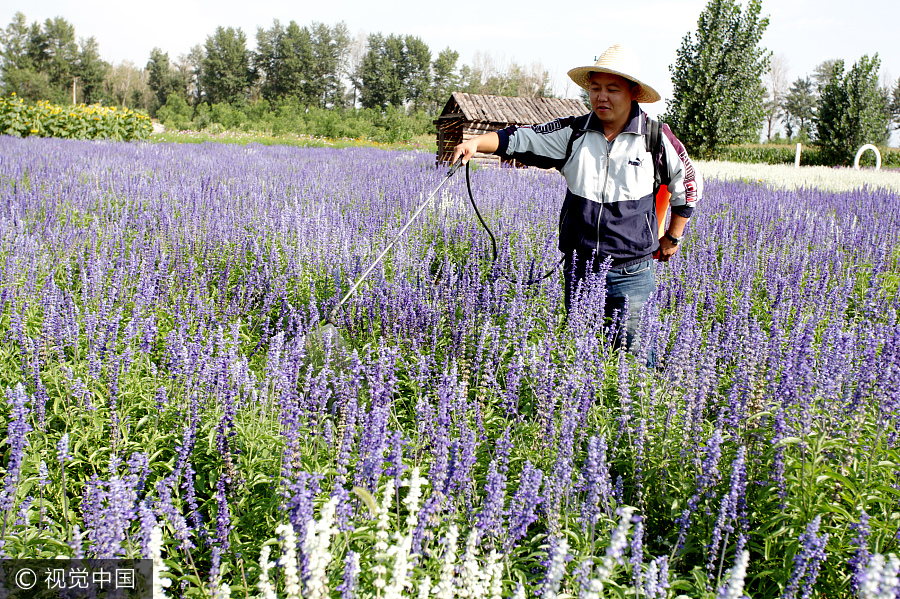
[4,0,899,141]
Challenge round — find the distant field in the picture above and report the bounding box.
[150,128,438,153]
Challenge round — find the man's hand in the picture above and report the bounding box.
[451,132,499,165]
[657,214,690,262]
[657,236,680,262]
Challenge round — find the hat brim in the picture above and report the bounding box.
[568,66,661,103]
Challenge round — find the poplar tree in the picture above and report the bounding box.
[815,55,891,165]
[782,77,817,140]
[201,26,253,105]
[663,0,770,158]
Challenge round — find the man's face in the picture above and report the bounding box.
[589,72,637,129]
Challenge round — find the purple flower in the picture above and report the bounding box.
[476,459,507,537]
[210,546,223,598]
[644,556,670,599]
[547,408,578,523]
[782,515,829,599]
[137,499,158,558]
[156,476,195,552]
[631,514,644,589]
[581,433,612,529]
[215,475,231,553]
[707,446,748,577]
[283,472,321,578]
[505,461,544,551]
[384,430,407,489]
[337,551,360,599]
[1,384,32,516]
[674,429,724,556]
[81,459,141,558]
[849,510,871,594]
[615,351,632,448]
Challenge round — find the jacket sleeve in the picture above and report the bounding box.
[495,116,577,170]
[661,124,702,218]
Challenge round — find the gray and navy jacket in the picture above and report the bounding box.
[495,101,702,269]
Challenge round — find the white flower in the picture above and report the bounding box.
[384,532,413,599]
[541,538,569,599]
[403,467,427,529]
[716,550,749,599]
[256,545,276,599]
[433,524,459,599]
[457,529,482,598]
[860,553,900,599]
[374,479,396,593]
[276,523,301,599]
[417,576,432,599]
[305,497,339,599]
[511,582,526,599]
[148,526,171,599]
[581,579,603,599]
[880,555,900,599]
[486,550,504,599]
[595,507,635,582]
[697,160,900,193]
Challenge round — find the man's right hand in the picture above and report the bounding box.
[451,132,500,165]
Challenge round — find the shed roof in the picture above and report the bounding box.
[438,92,588,125]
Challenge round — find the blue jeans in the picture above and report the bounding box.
[565,256,656,355]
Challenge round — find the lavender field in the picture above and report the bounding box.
[1,135,900,598]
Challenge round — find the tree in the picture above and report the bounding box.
[0,12,49,100]
[816,55,892,165]
[763,53,789,141]
[663,0,770,158]
[782,77,817,140]
[176,45,204,105]
[256,20,309,102]
[201,26,253,105]
[812,59,840,91]
[309,21,350,108]
[76,36,109,104]
[403,36,431,111]
[456,51,552,99]
[360,33,407,110]
[345,31,368,108]
[891,77,900,131]
[255,20,350,108]
[147,48,182,114]
[430,47,460,112]
[30,16,79,100]
[104,61,146,108]
[1,13,110,104]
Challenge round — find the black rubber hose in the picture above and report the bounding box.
[464,161,563,285]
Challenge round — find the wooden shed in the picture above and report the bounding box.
[434,92,588,166]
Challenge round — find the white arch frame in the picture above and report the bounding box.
[854,144,882,171]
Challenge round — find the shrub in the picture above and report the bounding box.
[0,94,152,141]
[717,143,900,168]
[156,93,194,130]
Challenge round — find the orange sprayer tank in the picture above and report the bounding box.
[652,186,671,260]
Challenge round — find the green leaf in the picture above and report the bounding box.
[352,486,378,516]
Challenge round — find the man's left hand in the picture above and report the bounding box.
[657,237,679,262]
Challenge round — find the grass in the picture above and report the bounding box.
[150,128,438,153]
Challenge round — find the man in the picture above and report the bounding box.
[451,43,702,353]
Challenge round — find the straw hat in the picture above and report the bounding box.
[567,44,661,103]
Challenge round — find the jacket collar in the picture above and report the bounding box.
[583,101,646,136]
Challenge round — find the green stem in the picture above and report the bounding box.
[61,467,71,545]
